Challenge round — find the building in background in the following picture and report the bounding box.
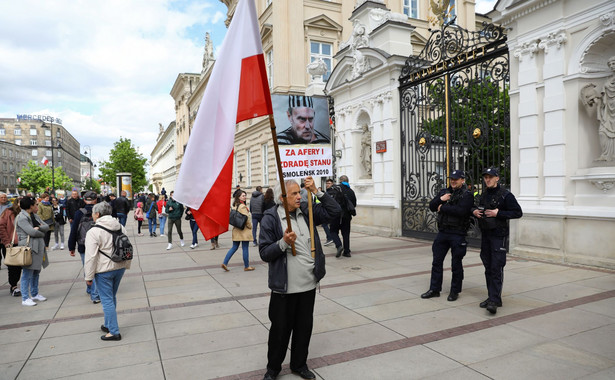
[0,116,81,190]
[149,121,177,194]
[80,154,95,186]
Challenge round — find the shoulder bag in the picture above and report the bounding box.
[229,205,247,229]
[4,225,32,267]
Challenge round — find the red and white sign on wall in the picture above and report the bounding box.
[280,146,333,179]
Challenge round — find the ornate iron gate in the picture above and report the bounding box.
[399,22,510,241]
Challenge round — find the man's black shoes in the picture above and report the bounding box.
[479,299,502,308]
[342,252,351,257]
[420,290,440,299]
[336,246,343,258]
[292,367,316,380]
[447,292,459,301]
[486,301,498,315]
[263,369,278,380]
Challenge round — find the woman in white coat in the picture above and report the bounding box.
[84,202,131,341]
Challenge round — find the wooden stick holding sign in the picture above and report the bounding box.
[268,114,297,256]
[306,179,316,259]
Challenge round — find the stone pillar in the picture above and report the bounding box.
[538,30,568,207]
[513,40,540,206]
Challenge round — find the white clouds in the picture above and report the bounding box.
[0,0,227,175]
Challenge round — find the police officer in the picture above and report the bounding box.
[421,170,473,302]
[472,167,522,315]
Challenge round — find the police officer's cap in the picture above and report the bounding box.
[448,170,465,179]
[482,167,500,177]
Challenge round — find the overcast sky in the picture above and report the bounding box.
[0,0,497,180]
[0,0,228,176]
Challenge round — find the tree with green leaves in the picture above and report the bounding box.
[421,75,510,184]
[98,138,147,192]
[83,177,102,193]
[18,161,74,194]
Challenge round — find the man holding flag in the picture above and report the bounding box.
[174,1,334,378]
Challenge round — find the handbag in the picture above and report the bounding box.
[145,202,154,219]
[4,225,32,267]
[229,206,247,229]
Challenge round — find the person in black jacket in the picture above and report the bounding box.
[421,170,474,302]
[259,176,340,380]
[66,190,85,225]
[472,167,523,315]
[114,191,131,227]
[326,175,357,258]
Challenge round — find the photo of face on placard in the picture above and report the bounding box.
[272,94,330,145]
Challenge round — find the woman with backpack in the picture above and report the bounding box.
[84,201,131,341]
[221,191,254,272]
[144,193,157,237]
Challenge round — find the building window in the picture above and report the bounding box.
[32,149,38,157]
[403,0,418,19]
[56,131,60,138]
[14,139,21,145]
[310,41,332,81]
[246,149,252,187]
[8,150,12,157]
[9,163,13,171]
[45,140,51,146]
[10,177,14,185]
[46,150,52,157]
[3,177,6,186]
[266,49,274,89]
[14,128,21,136]
[262,143,269,185]
[57,151,62,157]
[0,128,5,136]
[30,128,37,136]
[30,139,37,146]
[2,163,6,171]
[1,148,5,156]
[45,129,51,137]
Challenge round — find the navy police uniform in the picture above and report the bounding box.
[473,168,522,312]
[425,171,473,298]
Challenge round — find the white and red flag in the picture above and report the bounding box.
[174,0,272,240]
[41,156,49,166]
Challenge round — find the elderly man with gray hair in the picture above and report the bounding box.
[84,201,131,341]
[258,176,341,380]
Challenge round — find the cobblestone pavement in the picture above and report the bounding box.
[1,217,614,379]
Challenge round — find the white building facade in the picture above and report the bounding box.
[149,122,177,195]
[492,0,615,268]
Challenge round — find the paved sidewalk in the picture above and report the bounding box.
[1,217,614,380]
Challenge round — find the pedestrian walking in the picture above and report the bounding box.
[165,191,185,250]
[221,190,253,271]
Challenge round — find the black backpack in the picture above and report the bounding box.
[329,185,356,216]
[77,208,94,246]
[92,225,133,262]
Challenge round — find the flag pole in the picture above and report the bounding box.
[268,114,297,256]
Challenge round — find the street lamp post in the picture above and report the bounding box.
[41,122,63,195]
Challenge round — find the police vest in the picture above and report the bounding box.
[437,187,471,232]
[478,186,509,230]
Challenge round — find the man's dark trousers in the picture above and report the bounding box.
[429,232,467,293]
[479,230,507,305]
[267,288,316,373]
[330,216,351,254]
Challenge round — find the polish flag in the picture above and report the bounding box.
[174,0,272,240]
[41,156,49,166]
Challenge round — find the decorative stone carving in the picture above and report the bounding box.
[538,30,567,54]
[307,59,327,84]
[368,8,407,31]
[590,179,615,192]
[600,11,614,28]
[202,32,215,74]
[580,56,615,162]
[360,125,372,177]
[513,40,538,61]
[339,19,372,80]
